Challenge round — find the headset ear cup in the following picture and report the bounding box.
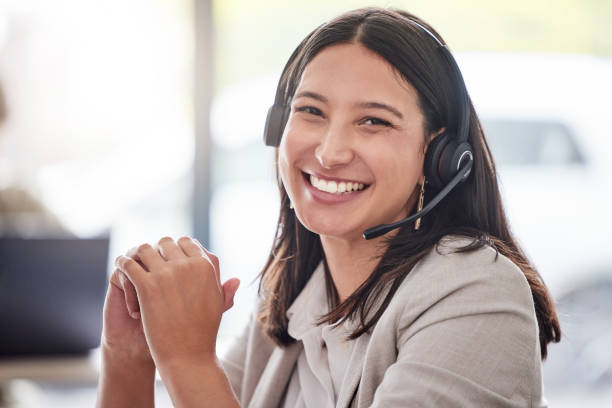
[438,138,459,184]
[439,141,473,184]
[263,103,292,147]
[263,104,287,147]
[424,133,450,189]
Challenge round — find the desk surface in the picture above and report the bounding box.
[0,350,99,383]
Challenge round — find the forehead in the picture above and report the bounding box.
[296,42,419,109]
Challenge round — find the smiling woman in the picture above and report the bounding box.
[98,6,561,408]
[231,7,560,407]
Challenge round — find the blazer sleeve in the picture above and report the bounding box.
[371,245,545,408]
[219,302,278,406]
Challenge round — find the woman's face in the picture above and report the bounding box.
[278,42,429,242]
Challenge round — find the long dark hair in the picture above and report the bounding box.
[257,7,561,360]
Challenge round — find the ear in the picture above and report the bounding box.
[423,127,446,156]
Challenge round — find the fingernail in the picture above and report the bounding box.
[130,312,141,319]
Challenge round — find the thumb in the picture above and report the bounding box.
[221,278,240,312]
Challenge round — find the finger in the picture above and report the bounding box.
[109,267,122,289]
[155,236,184,261]
[192,239,221,284]
[118,270,141,319]
[177,236,205,258]
[221,278,240,312]
[125,247,149,271]
[115,254,147,289]
[133,243,166,271]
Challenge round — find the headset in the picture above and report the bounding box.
[263,16,474,240]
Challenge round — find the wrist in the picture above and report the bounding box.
[156,351,219,379]
[97,347,156,408]
[101,344,156,374]
[156,353,239,408]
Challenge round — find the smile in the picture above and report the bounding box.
[309,174,367,194]
[301,172,370,204]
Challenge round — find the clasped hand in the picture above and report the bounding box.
[104,236,240,373]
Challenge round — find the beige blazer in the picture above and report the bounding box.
[221,236,547,407]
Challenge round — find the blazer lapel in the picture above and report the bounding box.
[248,340,302,408]
[336,332,370,408]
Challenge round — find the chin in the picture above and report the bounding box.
[295,211,364,241]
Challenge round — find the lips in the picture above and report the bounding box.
[301,171,369,204]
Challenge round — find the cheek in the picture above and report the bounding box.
[279,121,309,166]
[278,125,303,190]
[277,146,292,192]
[376,147,424,193]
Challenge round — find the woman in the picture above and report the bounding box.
[97,7,561,408]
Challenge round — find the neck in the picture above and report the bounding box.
[320,230,397,302]
[319,186,421,302]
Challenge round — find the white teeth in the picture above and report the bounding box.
[308,174,366,194]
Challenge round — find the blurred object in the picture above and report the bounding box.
[0,72,70,238]
[0,237,109,356]
[0,379,43,408]
[0,0,193,240]
[0,80,6,124]
[0,353,99,383]
[459,52,612,394]
[460,52,612,297]
[543,277,612,389]
[0,186,70,238]
[0,352,99,407]
[0,237,108,407]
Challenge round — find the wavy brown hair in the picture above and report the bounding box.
[257,7,561,360]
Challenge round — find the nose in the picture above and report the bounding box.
[314,122,354,169]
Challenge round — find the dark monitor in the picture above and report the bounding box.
[0,237,109,357]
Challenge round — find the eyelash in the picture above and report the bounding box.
[363,117,392,127]
[294,106,393,127]
[295,106,322,116]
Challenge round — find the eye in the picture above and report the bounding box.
[362,117,392,127]
[295,105,323,116]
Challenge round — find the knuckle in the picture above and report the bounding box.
[177,236,192,244]
[137,243,152,253]
[179,258,195,271]
[194,256,211,268]
[160,264,174,275]
[158,236,174,245]
[124,257,137,268]
[109,269,120,285]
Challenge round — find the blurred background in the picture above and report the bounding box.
[0,0,611,406]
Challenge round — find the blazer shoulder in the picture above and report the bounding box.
[386,235,536,330]
[413,234,530,295]
[368,237,544,408]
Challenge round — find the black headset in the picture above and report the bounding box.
[263,16,474,240]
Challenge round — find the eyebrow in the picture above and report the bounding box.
[293,91,404,120]
[357,102,403,120]
[294,91,328,103]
